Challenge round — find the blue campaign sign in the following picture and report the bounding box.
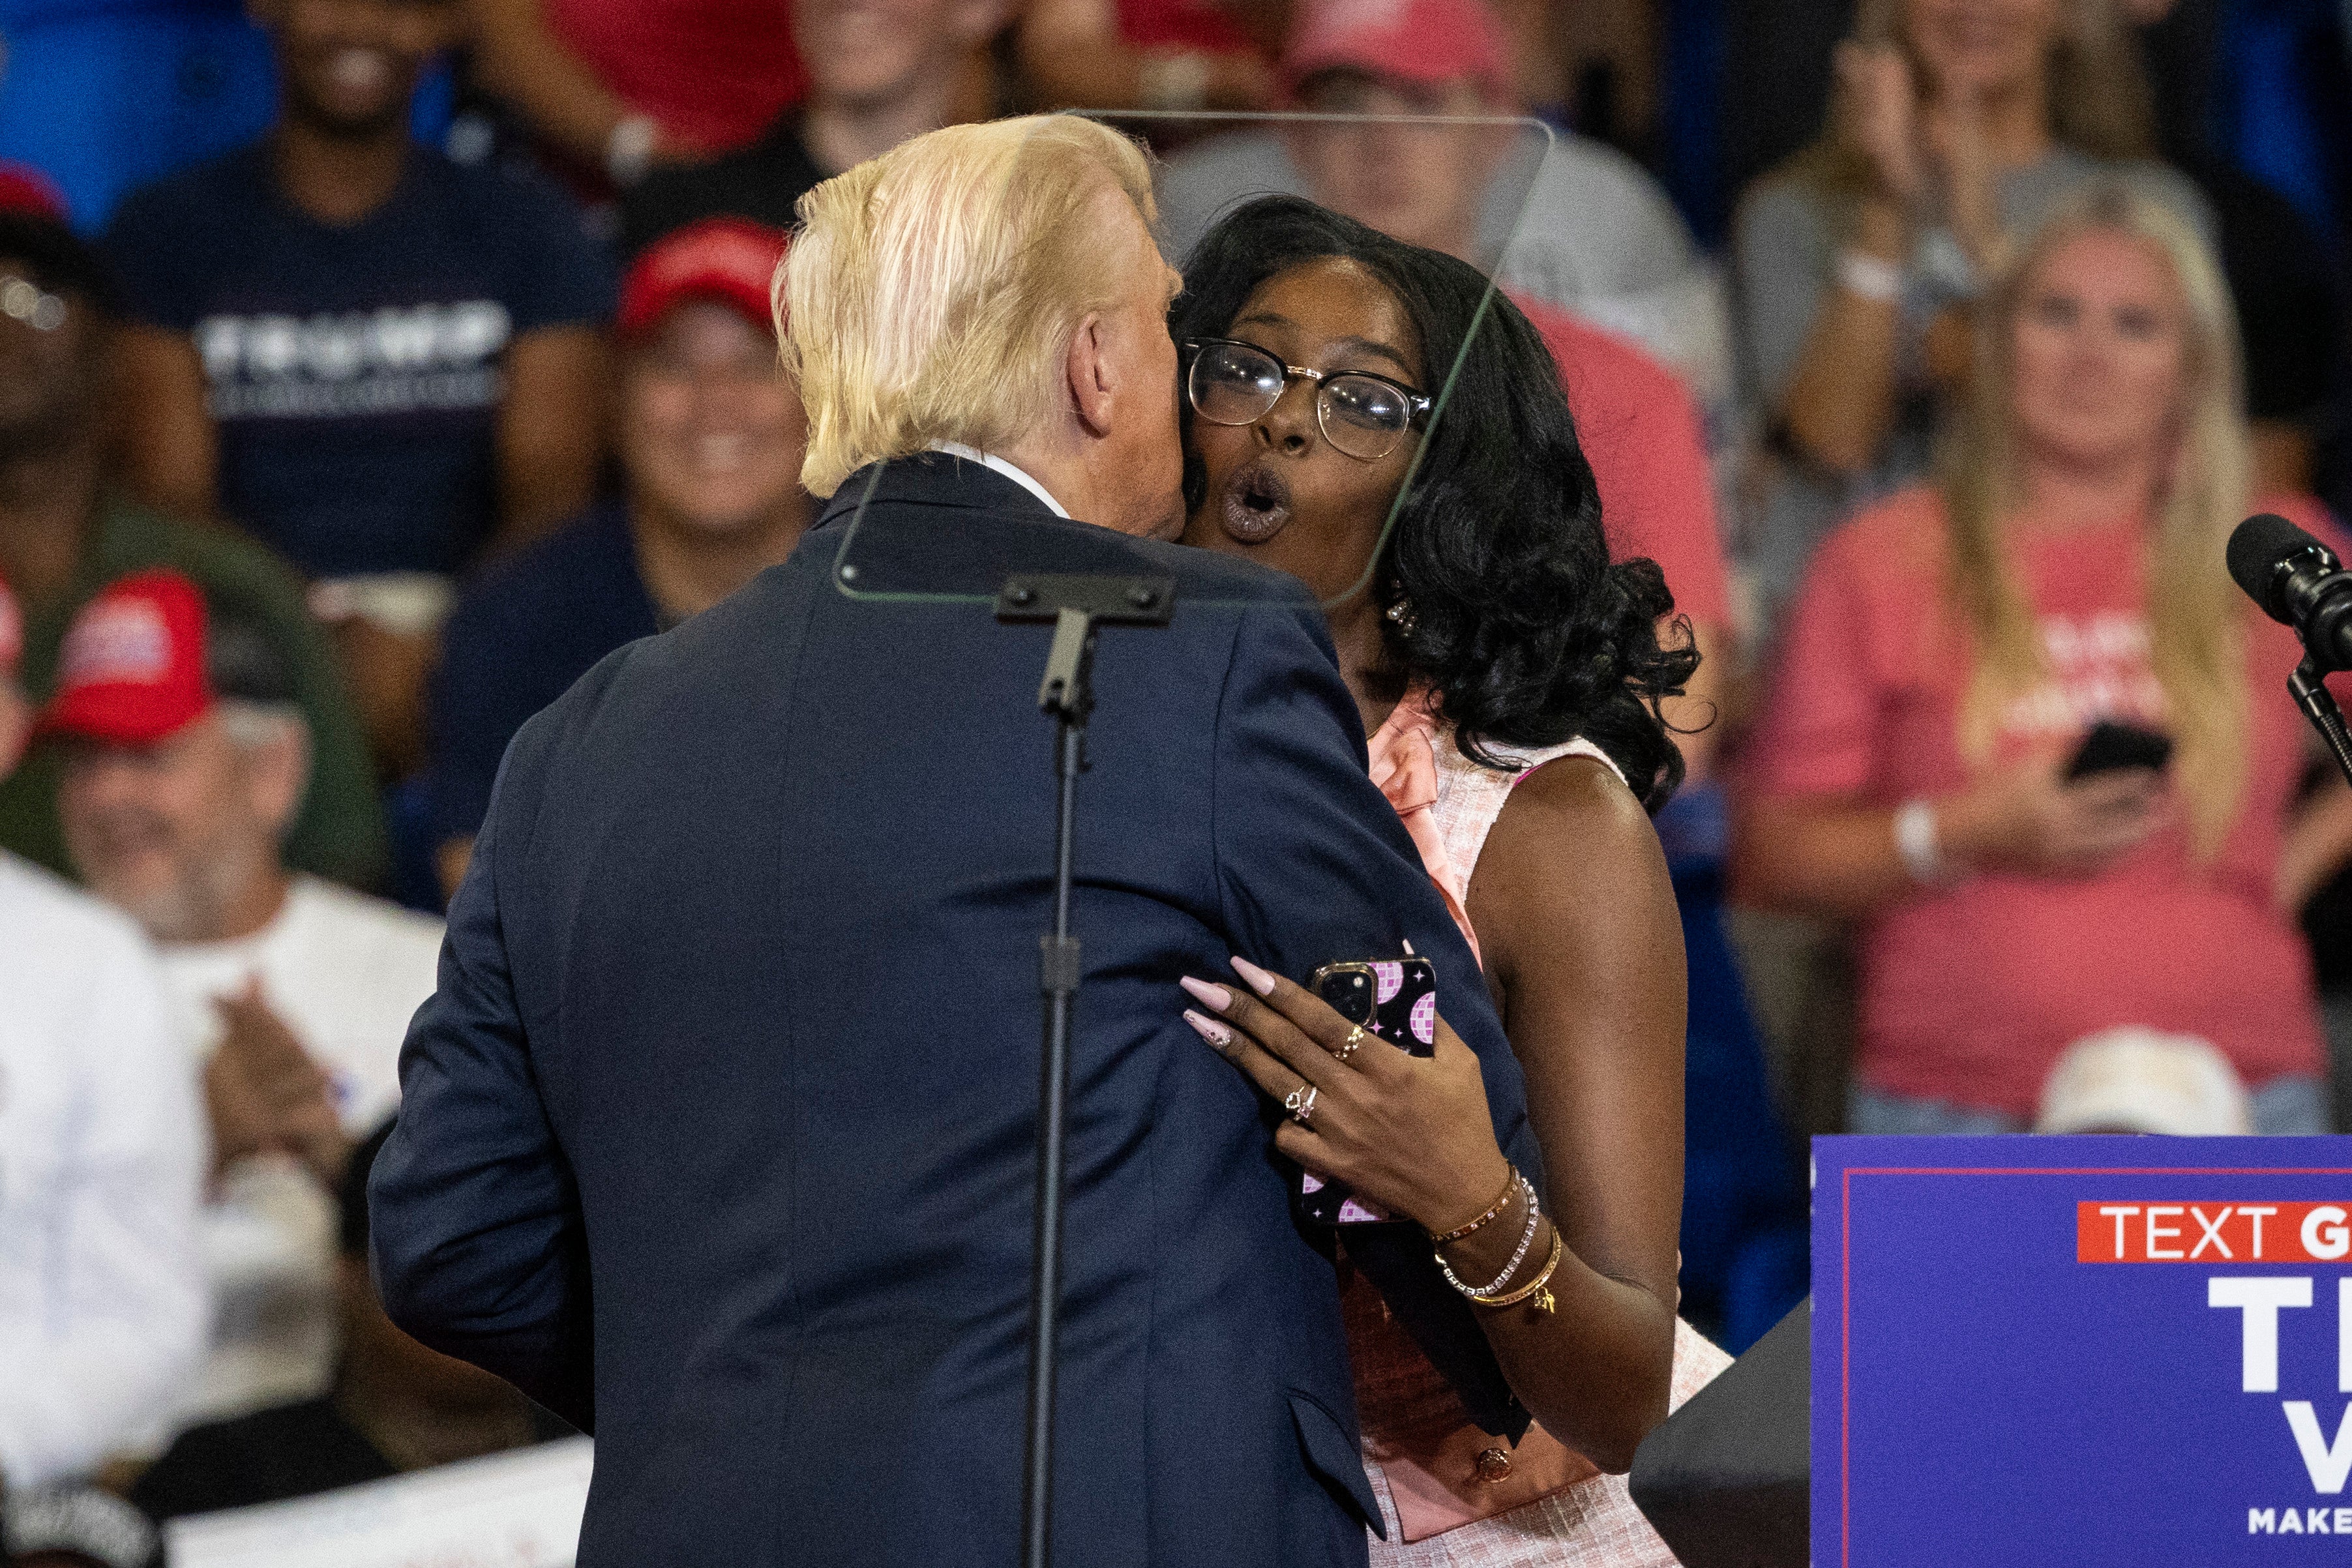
[1815,1136,2352,1566]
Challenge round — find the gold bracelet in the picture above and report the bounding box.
[1474,1225,1564,1313]
[1426,1164,1519,1244]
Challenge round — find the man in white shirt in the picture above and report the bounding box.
[0,569,207,1492]
[44,568,442,1435]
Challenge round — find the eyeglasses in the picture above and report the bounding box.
[0,273,65,331]
[1182,337,1430,463]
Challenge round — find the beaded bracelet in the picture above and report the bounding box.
[1436,1176,1541,1300]
[1476,1226,1564,1313]
[1427,1164,1520,1245]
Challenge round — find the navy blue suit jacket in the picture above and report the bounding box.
[370,456,1541,1567]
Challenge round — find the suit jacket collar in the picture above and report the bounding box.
[815,452,1059,531]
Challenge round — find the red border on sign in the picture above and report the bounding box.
[1838,1166,2352,1568]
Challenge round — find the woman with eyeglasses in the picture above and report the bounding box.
[1167,194,1727,1564]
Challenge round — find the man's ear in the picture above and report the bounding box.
[1065,310,1118,440]
[246,720,312,842]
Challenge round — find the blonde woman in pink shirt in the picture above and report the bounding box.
[1736,183,2352,1136]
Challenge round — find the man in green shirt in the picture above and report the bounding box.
[0,177,383,888]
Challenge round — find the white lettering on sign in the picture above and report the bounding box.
[2212,1277,2315,1393]
[2202,1274,2352,1500]
[2192,1206,2235,1260]
[2285,1404,2352,1495]
[2248,1505,2352,1533]
[2304,1207,2351,1262]
[2085,1204,2297,1260]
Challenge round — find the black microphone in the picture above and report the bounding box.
[2227,512,2352,674]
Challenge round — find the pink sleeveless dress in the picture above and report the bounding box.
[1356,708,1733,1566]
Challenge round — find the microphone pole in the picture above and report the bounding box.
[2289,660,2352,790]
[995,572,1173,1568]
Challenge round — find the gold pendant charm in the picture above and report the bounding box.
[1532,1285,1556,1314]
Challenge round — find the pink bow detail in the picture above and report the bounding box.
[1364,691,1482,969]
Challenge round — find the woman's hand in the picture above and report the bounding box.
[1836,39,2009,274]
[1939,745,2170,878]
[1925,85,2009,276]
[1835,40,1926,207]
[1180,957,1508,1235]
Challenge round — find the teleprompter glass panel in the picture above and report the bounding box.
[811,110,1555,612]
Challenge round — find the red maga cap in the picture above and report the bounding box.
[1282,0,1513,104]
[618,218,792,342]
[38,569,214,743]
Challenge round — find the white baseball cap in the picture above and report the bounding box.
[2034,1027,2254,1136]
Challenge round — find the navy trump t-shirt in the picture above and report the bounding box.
[105,145,615,578]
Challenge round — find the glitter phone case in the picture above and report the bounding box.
[1298,955,1437,1225]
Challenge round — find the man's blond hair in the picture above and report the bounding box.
[779,115,1157,497]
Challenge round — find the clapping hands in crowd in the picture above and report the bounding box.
[205,977,349,1187]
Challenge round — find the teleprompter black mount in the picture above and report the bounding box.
[2289,658,2352,790]
[994,572,1174,1568]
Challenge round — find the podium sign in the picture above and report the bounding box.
[1816,1136,2352,1565]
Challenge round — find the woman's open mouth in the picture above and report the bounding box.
[1219,460,1294,544]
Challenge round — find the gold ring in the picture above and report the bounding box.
[1284,1084,1319,1125]
[1333,1024,1367,1064]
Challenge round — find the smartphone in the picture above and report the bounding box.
[1311,956,1438,1059]
[1296,955,1437,1226]
[2064,720,2173,781]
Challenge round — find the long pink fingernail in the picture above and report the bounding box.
[1183,1009,1234,1049]
[1229,956,1277,996]
[1180,975,1232,1011]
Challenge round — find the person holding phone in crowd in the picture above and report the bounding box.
[1734,186,2352,1137]
[1169,194,1729,1564]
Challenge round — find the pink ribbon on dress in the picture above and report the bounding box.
[1364,689,1481,969]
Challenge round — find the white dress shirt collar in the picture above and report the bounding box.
[925,441,1071,519]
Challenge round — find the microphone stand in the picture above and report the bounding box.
[995,572,1173,1568]
[2289,658,2352,790]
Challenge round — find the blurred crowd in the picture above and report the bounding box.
[1,0,2347,1560]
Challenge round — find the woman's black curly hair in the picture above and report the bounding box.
[1172,196,1701,811]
